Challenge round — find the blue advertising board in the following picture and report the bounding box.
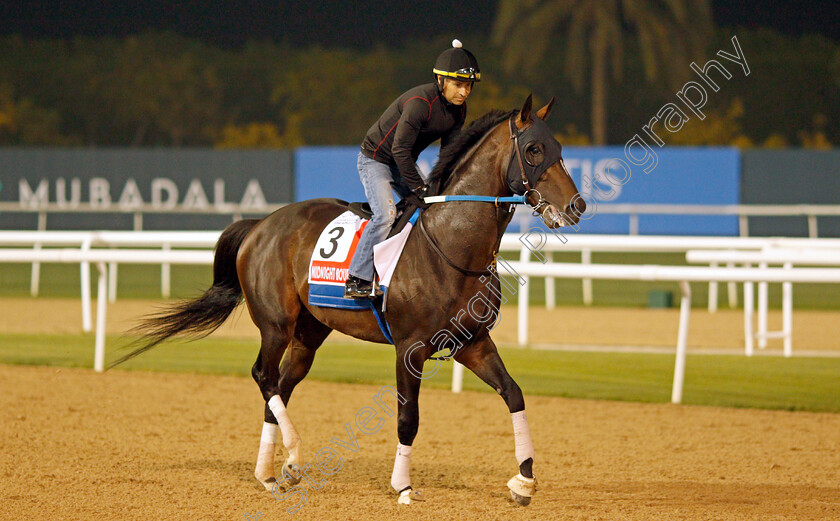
[294,146,441,203]
[561,146,741,235]
[295,146,741,236]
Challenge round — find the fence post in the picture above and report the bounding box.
[451,362,464,393]
[161,244,171,298]
[94,262,108,373]
[757,262,768,349]
[671,281,692,404]
[80,238,93,333]
[744,266,754,356]
[708,262,718,313]
[783,263,793,357]
[808,215,818,239]
[582,249,593,306]
[727,262,738,309]
[108,260,118,302]
[545,251,555,310]
[517,244,531,347]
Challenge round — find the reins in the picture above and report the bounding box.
[417,216,494,276]
[416,114,552,276]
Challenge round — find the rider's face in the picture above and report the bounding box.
[440,77,472,105]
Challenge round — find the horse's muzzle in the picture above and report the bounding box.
[540,204,577,229]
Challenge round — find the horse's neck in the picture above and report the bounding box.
[425,130,513,260]
[441,129,509,199]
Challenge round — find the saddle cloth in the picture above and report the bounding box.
[307,209,420,310]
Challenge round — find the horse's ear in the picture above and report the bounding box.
[519,94,533,123]
[536,97,555,121]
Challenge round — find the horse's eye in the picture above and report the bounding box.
[524,143,544,166]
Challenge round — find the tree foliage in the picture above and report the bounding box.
[492,0,713,144]
[0,24,835,148]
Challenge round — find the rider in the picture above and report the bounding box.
[345,39,480,298]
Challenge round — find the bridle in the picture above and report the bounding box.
[507,114,552,219]
[417,114,563,277]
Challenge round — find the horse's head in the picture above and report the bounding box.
[507,95,586,228]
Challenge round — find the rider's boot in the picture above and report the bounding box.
[344,275,384,299]
[345,275,374,299]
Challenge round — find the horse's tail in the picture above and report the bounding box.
[108,218,260,369]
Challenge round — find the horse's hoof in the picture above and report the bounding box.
[282,463,302,486]
[255,475,276,492]
[397,489,425,505]
[507,473,536,506]
[509,490,531,505]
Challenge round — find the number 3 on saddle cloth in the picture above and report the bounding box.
[307,207,422,343]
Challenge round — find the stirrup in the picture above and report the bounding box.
[344,276,374,299]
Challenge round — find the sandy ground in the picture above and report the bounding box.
[1,297,839,520]
[1,296,838,353]
[1,364,839,521]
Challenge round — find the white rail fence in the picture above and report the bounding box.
[534,203,840,238]
[685,249,840,356]
[3,231,838,338]
[498,233,840,313]
[2,231,840,405]
[0,231,221,330]
[0,248,214,372]
[6,231,840,320]
[496,259,840,403]
[4,202,840,237]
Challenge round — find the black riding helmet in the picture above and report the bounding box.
[433,39,480,90]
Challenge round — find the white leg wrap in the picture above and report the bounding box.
[255,422,279,485]
[268,396,301,449]
[268,395,302,468]
[261,421,280,444]
[507,473,537,497]
[390,443,412,493]
[511,410,535,465]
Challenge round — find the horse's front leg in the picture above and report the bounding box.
[454,335,537,506]
[391,344,426,505]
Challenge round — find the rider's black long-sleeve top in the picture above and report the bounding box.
[361,82,466,192]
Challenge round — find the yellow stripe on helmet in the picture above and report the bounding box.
[433,68,481,81]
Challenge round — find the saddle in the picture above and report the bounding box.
[346,198,423,239]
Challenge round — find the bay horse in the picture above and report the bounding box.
[112,95,586,506]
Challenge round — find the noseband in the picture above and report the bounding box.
[508,115,534,194]
[417,114,565,275]
[507,115,553,219]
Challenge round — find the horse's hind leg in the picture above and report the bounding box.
[454,336,537,506]
[252,320,295,491]
[252,309,331,491]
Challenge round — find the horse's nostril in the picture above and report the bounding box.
[574,197,587,215]
[562,205,572,219]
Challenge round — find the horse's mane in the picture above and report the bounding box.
[428,109,517,192]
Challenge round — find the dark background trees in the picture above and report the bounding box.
[0,1,836,148]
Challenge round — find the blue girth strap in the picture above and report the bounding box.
[368,195,527,344]
[367,297,394,344]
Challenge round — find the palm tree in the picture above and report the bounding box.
[493,0,712,144]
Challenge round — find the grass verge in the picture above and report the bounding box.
[2,332,838,412]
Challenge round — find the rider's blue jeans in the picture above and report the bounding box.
[348,152,426,282]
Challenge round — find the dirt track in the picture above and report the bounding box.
[1,298,839,520]
[1,364,839,521]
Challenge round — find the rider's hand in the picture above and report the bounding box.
[412,184,430,198]
[405,189,431,210]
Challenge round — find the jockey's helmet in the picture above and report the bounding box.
[433,39,481,85]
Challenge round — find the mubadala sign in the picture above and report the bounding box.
[16,177,269,210]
